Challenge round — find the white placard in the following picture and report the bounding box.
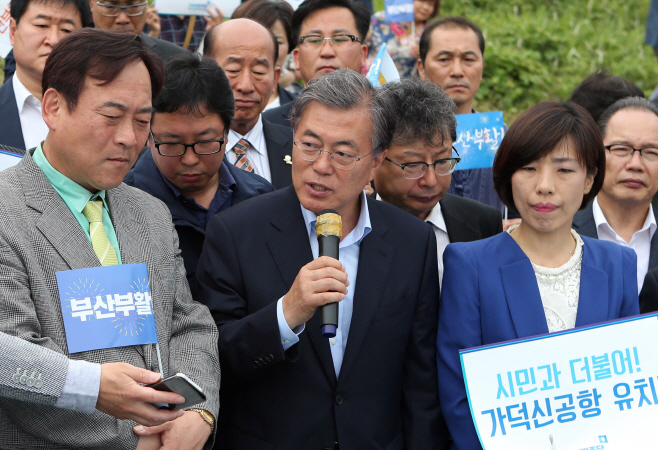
[155,0,304,18]
[0,2,12,59]
[461,313,658,450]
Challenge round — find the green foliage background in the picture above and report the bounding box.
[374,0,658,122]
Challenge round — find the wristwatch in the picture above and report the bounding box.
[189,408,215,433]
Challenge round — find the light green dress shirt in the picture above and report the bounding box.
[32,144,122,264]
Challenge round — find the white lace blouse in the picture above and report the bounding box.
[507,225,584,333]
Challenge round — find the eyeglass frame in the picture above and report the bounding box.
[149,131,227,157]
[293,141,373,170]
[384,147,462,179]
[95,1,148,17]
[297,34,362,47]
[604,144,658,162]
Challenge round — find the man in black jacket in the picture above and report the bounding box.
[125,53,273,293]
[374,78,502,286]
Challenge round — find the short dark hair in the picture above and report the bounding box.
[42,29,164,112]
[493,101,605,214]
[380,78,456,147]
[11,0,91,27]
[598,96,658,139]
[569,70,645,123]
[292,0,371,44]
[154,53,234,131]
[232,0,294,54]
[419,16,485,64]
[203,19,279,67]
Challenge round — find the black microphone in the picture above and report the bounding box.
[315,209,342,338]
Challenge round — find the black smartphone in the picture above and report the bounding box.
[148,373,206,410]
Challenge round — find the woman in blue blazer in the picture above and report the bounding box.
[437,102,640,450]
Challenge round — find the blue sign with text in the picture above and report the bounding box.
[384,0,414,23]
[56,264,158,354]
[454,111,505,171]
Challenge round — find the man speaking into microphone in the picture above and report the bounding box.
[196,69,447,450]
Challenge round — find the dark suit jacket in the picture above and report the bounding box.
[277,84,298,106]
[573,201,658,299]
[3,49,15,83]
[0,80,25,150]
[196,185,447,450]
[124,151,274,293]
[438,232,639,450]
[640,266,658,313]
[439,193,502,243]
[262,100,293,128]
[140,32,188,61]
[262,118,294,189]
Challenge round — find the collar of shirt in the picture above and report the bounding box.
[12,73,41,114]
[424,202,447,233]
[227,115,265,156]
[300,191,372,248]
[592,195,657,243]
[32,143,108,213]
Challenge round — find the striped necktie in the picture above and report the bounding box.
[233,139,255,173]
[82,199,119,266]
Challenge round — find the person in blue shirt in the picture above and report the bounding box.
[125,52,274,295]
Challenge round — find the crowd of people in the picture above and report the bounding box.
[0,0,656,449]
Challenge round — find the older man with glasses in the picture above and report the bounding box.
[88,0,187,61]
[573,97,658,305]
[374,78,502,287]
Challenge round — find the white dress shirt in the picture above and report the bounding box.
[424,203,451,288]
[592,196,656,291]
[276,192,372,376]
[12,74,49,150]
[226,115,272,182]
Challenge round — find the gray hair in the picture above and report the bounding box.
[289,69,395,157]
[379,78,457,147]
[598,96,658,138]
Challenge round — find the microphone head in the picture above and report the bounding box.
[315,209,342,238]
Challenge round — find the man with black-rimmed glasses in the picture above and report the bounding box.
[88,0,186,62]
[373,78,502,287]
[125,52,273,295]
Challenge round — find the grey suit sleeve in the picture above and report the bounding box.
[1,331,100,412]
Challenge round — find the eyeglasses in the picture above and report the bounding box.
[96,1,148,17]
[605,144,658,162]
[385,147,461,179]
[298,34,362,49]
[150,131,226,157]
[294,141,371,170]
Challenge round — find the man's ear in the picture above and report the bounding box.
[9,17,17,46]
[41,88,64,131]
[417,59,427,80]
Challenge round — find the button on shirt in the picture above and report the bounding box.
[160,161,236,229]
[32,144,122,263]
[226,115,272,182]
[276,192,372,376]
[13,75,49,150]
[593,196,657,291]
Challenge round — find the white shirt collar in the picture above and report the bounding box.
[227,115,265,155]
[300,191,372,247]
[12,73,41,114]
[593,195,657,239]
[425,202,447,233]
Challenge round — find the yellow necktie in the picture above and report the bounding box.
[82,199,118,266]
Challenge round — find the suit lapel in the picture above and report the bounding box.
[649,206,658,270]
[575,243,609,326]
[499,234,549,337]
[266,188,337,384]
[440,195,484,243]
[572,202,597,239]
[20,153,99,270]
[263,119,293,189]
[338,202,394,383]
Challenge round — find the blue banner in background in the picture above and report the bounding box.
[454,111,505,171]
[384,0,414,23]
[56,264,158,354]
